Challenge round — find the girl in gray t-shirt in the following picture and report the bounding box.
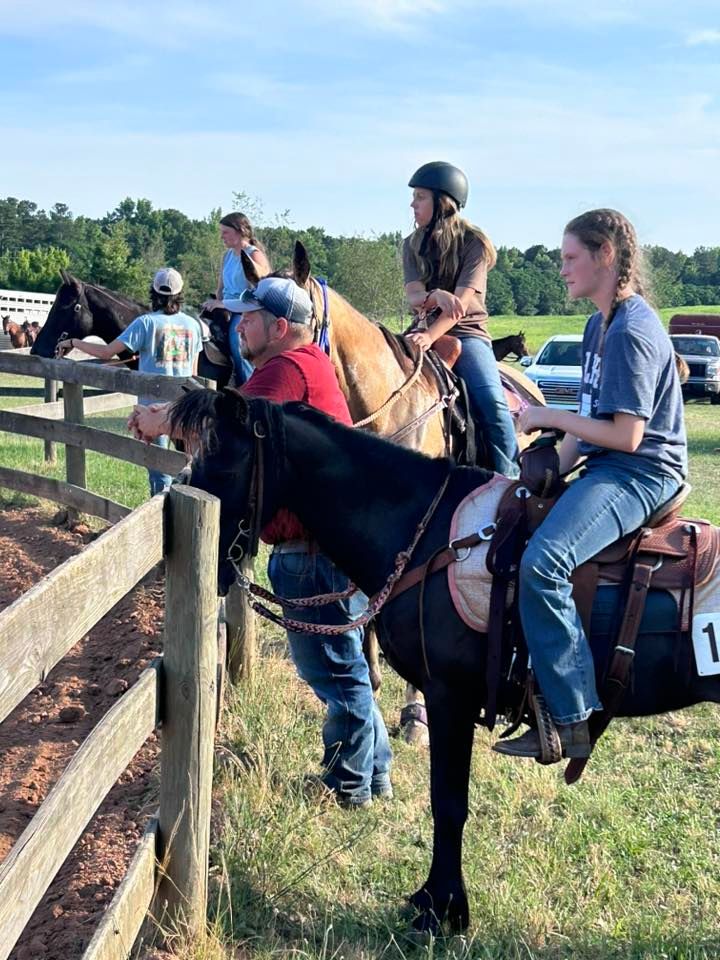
[494,208,687,764]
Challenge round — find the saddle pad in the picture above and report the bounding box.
[447,474,514,631]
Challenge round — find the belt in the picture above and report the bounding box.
[270,540,318,555]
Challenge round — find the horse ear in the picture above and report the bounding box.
[241,251,262,288]
[60,269,80,292]
[219,387,250,423]
[293,241,311,285]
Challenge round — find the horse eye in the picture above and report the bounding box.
[73,304,82,313]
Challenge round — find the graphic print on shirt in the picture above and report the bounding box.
[155,326,195,368]
[579,346,602,418]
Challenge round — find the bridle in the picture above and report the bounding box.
[225,403,451,636]
[305,275,456,439]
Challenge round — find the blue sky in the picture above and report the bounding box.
[1,0,719,252]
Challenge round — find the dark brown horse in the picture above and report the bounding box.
[491,330,529,362]
[31,271,232,386]
[169,388,720,935]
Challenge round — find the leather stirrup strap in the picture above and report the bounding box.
[565,553,657,785]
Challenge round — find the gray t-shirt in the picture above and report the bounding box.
[577,295,687,479]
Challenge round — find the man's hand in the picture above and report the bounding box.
[127,403,171,442]
[57,338,74,357]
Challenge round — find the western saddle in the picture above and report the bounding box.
[389,437,720,782]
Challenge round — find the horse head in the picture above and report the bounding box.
[2,315,10,334]
[516,331,530,358]
[31,272,94,357]
[169,389,284,595]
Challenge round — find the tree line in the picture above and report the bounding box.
[1,195,718,319]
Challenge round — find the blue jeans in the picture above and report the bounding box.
[229,314,253,386]
[148,434,172,496]
[454,335,519,478]
[268,548,393,804]
[519,453,682,724]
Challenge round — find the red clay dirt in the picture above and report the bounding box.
[0,505,165,959]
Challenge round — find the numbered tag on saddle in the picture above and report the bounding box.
[692,612,720,675]
[518,432,562,500]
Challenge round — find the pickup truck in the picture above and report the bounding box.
[669,334,720,404]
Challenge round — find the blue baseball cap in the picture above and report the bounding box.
[235,277,313,325]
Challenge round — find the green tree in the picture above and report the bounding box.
[330,237,405,321]
[0,245,71,292]
[486,270,515,315]
[91,223,147,300]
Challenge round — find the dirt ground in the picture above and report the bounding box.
[0,505,167,959]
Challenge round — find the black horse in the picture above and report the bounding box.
[31,271,233,386]
[491,331,529,362]
[168,387,720,934]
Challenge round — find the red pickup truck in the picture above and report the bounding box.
[669,313,720,338]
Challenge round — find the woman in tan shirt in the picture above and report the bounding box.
[403,161,518,476]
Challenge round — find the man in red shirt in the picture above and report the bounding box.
[130,277,392,808]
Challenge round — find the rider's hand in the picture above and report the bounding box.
[202,299,224,312]
[518,406,559,435]
[406,330,434,352]
[431,290,464,321]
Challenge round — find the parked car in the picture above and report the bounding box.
[520,334,583,409]
[669,334,720,404]
[669,313,720,339]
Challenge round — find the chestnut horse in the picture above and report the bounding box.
[2,316,32,349]
[240,243,545,743]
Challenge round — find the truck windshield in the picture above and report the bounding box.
[536,341,583,366]
[671,337,720,357]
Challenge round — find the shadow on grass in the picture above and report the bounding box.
[209,870,720,960]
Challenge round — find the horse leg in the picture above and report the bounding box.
[362,621,382,693]
[400,685,429,747]
[407,682,474,933]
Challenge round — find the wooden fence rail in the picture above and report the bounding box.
[0,486,221,958]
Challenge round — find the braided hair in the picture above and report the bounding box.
[564,208,651,326]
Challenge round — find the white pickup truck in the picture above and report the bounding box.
[669,334,720,405]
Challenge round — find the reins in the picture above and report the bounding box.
[228,414,451,635]
[307,277,449,434]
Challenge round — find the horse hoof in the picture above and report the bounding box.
[399,703,429,747]
[406,886,470,934]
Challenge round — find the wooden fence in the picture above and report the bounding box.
[0,352,236,955]
[0,485,220,959]
[0,349,255,680]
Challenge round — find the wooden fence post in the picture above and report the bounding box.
[63,380,85,525]
[154,485,219,941]
[43,379,57,463]
[225,560,256,684]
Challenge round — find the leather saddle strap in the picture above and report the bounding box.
[386,532,483,602]
[565,553,657,785]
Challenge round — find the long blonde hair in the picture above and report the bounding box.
[408,193,497,290]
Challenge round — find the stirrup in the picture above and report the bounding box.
[531,690,562,765]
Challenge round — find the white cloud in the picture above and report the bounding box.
[686,28,720,45]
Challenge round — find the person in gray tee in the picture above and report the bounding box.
[494,209,688,764]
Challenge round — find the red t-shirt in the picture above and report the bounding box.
[241,344,351,543]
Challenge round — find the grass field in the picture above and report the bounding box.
[1,310,719,959]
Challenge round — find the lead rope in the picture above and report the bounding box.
[231,471,451,635]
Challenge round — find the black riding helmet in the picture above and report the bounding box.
[408,161,469,209]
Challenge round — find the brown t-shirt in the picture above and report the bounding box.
[402,232,490,340]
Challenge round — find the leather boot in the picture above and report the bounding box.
[493,720,591,761]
